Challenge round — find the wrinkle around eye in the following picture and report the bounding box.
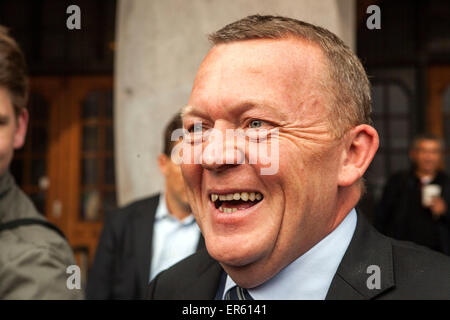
[277,121,337,152]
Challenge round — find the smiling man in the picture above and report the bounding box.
[147,15,450,300]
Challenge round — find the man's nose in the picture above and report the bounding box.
[201,125,245,172]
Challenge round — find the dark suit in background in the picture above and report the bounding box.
[376,170,450,255]
[86,194,204,299]
[147,213,450,300]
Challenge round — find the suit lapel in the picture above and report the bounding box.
[177,250,223,299]
[326,212,395,300]
[133,195,159,298]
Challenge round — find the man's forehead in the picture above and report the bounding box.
[416,139,442,148]
[0,87,15,117]
[186,38,327,118]
[200,37,325,76]
[208,37,323,58]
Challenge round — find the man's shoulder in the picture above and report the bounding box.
[0,225,81,299]
[0,187,73,264]
[0,216,78,298]
[331,214,450,299]
[387,237,450,298]
[147,249,222,299]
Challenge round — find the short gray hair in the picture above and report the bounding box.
[209,15,372,138]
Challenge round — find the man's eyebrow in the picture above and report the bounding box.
[181,105,196,118]
[182,101,287,120]
[237,101,288,120]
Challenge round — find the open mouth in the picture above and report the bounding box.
[210,191,264,213]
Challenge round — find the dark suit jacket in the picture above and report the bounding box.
[147,212,450,299]
[376,170,450,255]
[86,194,205,300]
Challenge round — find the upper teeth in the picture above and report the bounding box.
[211,192,263,202]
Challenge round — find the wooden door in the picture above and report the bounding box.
[428,66,450,169]
[10,75,116,283]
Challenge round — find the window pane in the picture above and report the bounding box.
[82,126,98,152]
[388,84,408,115]
[81,158,98,185]
[444,118,450,145]
[105,125,114,153]
[372,118,386,148]
[368,153,386,181]
[31,158,46,186]
[105,90,113,118]
[389,118,409,149]
[367,152,387,201]
[105,157,115,185]
[372,85,383,115]
[442,85,450,114]
[80,189,100,221]
[446,151,450,171]
[31,126,48,154]
[28,92,49,121]
[390,153,410,172]
[82,92,100,119]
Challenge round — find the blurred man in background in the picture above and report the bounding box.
[87,113,204,299]
[0,26,82,299]
[376,133,450,255]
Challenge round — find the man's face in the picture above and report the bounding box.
[182,38,345,286]
[0,87,28,176]
[410,139,442,175]
[159,148,190,207]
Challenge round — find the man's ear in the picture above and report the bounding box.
[337,124,379,187]
[157,153,169,176]
[13,108,29,149]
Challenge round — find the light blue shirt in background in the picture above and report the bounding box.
[149,194,201,281]
[223,208,357,300]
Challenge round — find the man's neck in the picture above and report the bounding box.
[165,193,191,221]
[415,169,436,181]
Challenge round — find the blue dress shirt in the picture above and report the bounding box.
[149,194,201,281]
[222,208,357,300]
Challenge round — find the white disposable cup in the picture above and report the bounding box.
[422,184,441,207]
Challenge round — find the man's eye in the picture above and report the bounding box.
[249,120,263,129]
[0,116,9,125]
[188,122,204,133]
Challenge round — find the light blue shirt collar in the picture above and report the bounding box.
[150,193,199,281]
[154,193,195,225]
[223,208,357,300]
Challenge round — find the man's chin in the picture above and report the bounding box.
[206,240,263,268]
